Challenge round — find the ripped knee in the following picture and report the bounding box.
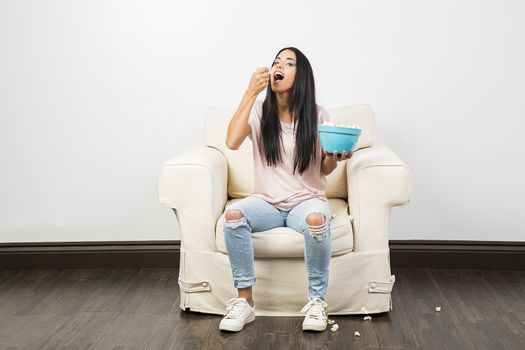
[224,209,248,230]
[306,212,329,242]
[225,209,244,221]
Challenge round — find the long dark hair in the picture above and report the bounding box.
[260,47,319,175]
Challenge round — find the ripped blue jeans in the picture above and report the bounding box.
[223,196,333,301]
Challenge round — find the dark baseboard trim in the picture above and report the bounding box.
[389,240,525,269]
[0,241,180,269]
[0,240,524,269]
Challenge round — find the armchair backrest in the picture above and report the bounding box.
[205,103,376,199]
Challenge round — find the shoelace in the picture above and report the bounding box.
[300,298,328,322]
[224,298,250,319]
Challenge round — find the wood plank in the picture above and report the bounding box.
[0,267,523,349]
[431,268,525,349]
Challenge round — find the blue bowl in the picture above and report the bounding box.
[318,124,362,154]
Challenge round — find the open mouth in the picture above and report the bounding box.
[274,71,285,82]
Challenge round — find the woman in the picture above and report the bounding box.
[220,47,353,332]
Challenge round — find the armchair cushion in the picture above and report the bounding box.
[215,198,354,258]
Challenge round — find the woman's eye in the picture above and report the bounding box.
[286,62,295,66]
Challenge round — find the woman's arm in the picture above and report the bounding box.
[321,154,337,176]
[225,92,256,150]
[321,150,354,176]
[225,67,269,150]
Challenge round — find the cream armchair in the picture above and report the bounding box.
[157,104,411,316]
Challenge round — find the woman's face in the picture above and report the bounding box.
[270,49,297,93]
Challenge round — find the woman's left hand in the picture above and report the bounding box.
[323,150,354,162]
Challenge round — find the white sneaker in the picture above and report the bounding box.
[301,298,328,331]
[219,297,255,332]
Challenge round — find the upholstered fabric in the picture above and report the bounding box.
[157,103,411,316]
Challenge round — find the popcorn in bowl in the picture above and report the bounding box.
[318,121,362,155]
[321,121,362,129]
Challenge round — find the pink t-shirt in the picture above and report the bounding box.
[247,100,330,211]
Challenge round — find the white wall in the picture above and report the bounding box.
[1,0,524,243]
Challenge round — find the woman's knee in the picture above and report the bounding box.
[306,212,326,226]
[225,209,244,221]
[224,208,249,231]
[305,212,329,242]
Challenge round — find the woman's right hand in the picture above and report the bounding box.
[247,67,270,97]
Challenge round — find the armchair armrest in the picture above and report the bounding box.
[346,143,412,252]
[157,146,228,251]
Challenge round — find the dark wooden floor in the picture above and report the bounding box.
[0,267,523,350]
